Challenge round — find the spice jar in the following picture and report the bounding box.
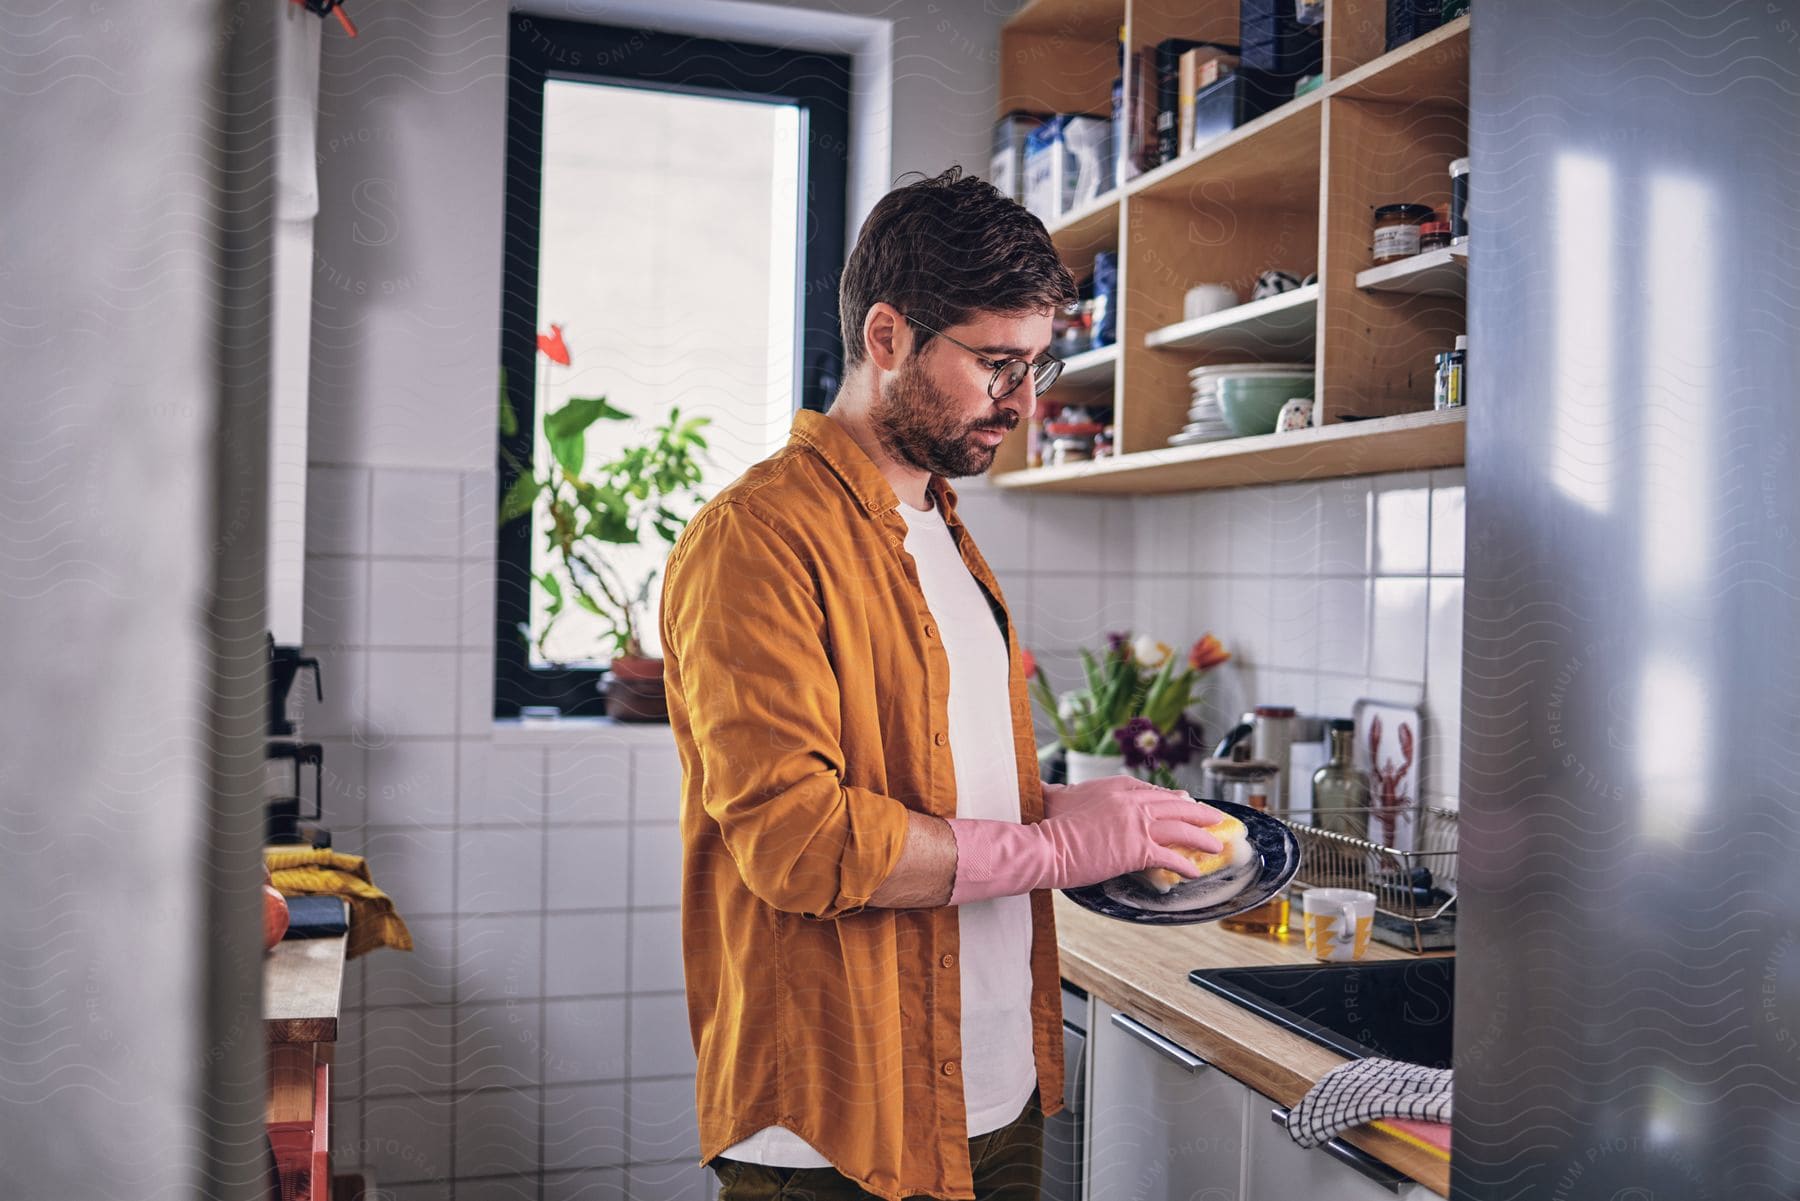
[1433,334,1467,410]
[1093,423,1115,460]
[1418,214,1452,252]
[1371,202,1436,264]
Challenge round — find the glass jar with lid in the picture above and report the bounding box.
[1371,202,1436,264]
[1204,754,1292,935]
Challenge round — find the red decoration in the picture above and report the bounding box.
[537,323,571,366]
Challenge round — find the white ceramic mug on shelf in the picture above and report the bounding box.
[1183,283,1239,321]
[1301,887,1375,961]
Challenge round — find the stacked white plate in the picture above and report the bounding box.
[1171,361,1315,446]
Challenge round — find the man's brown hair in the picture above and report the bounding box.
[837,165,1079,373]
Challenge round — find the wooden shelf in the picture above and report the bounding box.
[1356,243,1467,297]
[1129,88,1325,201]
[991,1,1470,497]
[265,932,346,1045]
[1329,15,1470,107]
[1057,341,1119,388]
[1046,191,1121,276]
[1004,0,1124,39]
[1144,284,1319,358]
[995,408,1463,495]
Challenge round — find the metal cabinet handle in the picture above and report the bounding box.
[1108,1011,1209,1072]
[1268,1106,1411,1193]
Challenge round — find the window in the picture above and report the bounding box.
[496,16,850,717]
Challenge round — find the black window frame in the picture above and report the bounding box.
[495,14,851,718]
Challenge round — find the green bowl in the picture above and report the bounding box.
[1217,384,1311,436]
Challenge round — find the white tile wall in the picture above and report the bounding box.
[961,466,1466,809]
[311,460,710,1193]
[455,1087,540,1178]
[543,1082,629,1171]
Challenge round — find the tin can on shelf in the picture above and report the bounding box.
[1434,335,1467,409]
[1449,157,1470,243]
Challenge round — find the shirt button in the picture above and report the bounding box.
[940,953,955,968]
[942,1060,959,1076]
[924,623,936,639]
[934,731,947,746]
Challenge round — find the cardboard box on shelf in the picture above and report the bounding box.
[1178,48,1242,156]
[991,110,1050,205]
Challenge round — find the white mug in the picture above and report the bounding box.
[1183,283,1239,321]
[1301,888,1375,961]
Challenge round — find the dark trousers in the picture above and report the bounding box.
[711,1086,1045,1200]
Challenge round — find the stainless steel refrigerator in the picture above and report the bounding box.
[1458,1,1800,1196]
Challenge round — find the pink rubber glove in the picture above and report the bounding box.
[947,780,1227,905]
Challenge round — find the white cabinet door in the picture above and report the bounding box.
[1086,1002,1248,1201]
[1244,1098,1427,1201]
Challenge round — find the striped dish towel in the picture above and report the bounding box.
[1285,1058,1451,1148]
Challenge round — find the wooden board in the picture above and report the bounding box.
[1144,283,1319,357]
[1130,89,1325,203]
[999,23,1119,118]
[268,1042,319,1125]
[1357,243,1468,298]
[993,407,1463,494]
[1046,192,1121,280]
[1331,16,1471,106]
[1005,0,1126,40]
[264,934,347,1045]
[1057,342,1119,388]
[1054,890,1453,1197]
[1317,94,1468,420]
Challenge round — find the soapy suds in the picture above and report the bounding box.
[1104,836,1258,913]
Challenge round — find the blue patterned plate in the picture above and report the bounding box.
[1059,799,1301,926]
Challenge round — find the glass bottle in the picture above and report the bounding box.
[1312,719,1371,839]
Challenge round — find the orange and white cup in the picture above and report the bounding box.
[1300,888,1375,961]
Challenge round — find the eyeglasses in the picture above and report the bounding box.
[904,315,1063,400]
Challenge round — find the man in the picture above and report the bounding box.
[660,166,1226,1201]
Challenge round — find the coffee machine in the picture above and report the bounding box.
[265,633,331,847]
[1202,705,1327,817]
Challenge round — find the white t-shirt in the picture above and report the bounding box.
[719,489,1037,1167]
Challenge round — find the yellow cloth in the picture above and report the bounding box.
[264,846,414,960]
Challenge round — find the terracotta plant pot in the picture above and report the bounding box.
[602,656,668,722]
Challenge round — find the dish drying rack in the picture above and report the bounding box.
[1283,805,1459,953]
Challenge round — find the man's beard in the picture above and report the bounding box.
[869,355,1014,480]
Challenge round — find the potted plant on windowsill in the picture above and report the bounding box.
[498,324,712,721]
[1023,631,1231,788]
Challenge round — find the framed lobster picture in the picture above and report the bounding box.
[1352,697,1420,852]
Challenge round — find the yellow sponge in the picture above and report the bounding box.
[1133,812,1249,894]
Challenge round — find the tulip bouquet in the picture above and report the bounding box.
[1023,631,1231,789]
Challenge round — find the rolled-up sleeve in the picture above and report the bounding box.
[660,500,911,921]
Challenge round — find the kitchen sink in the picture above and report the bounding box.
[1188,957,1454,1068]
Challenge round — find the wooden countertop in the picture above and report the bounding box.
[1053,892,1451,1197]
[263,933,346,1045]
